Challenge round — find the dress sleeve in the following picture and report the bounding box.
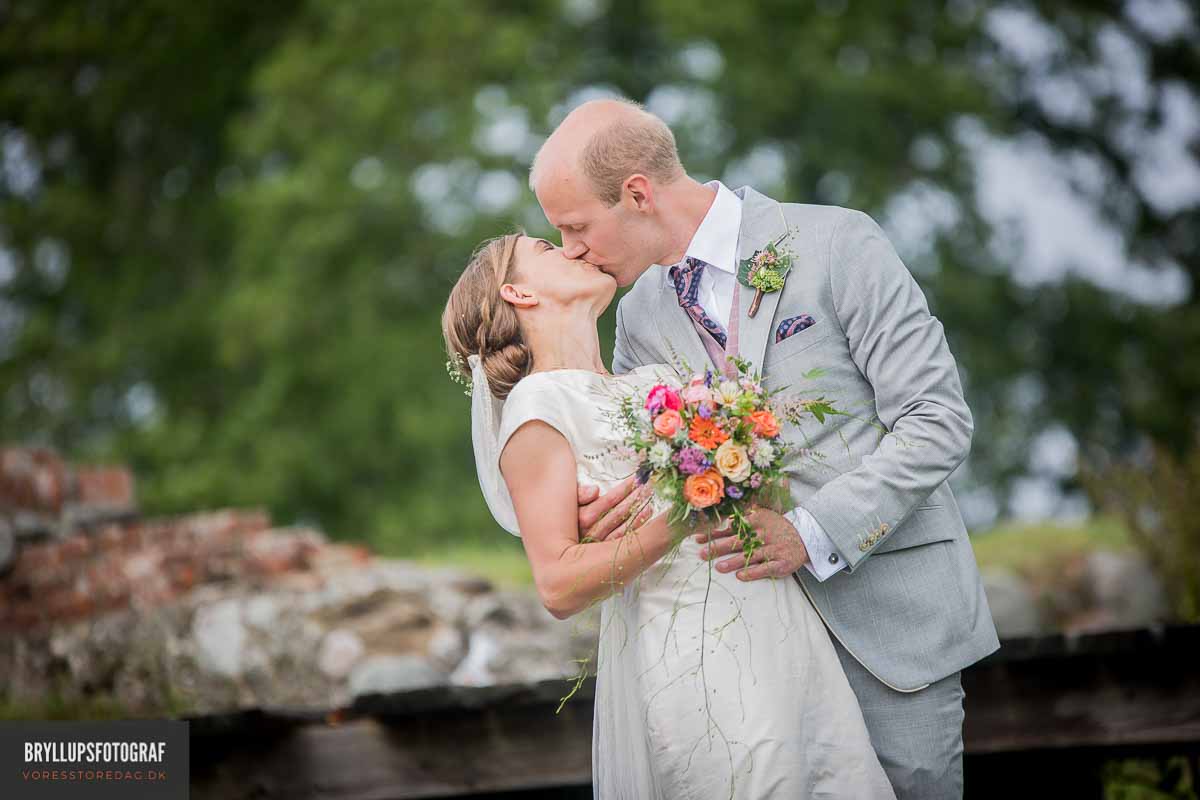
[489,379,578,539]
[496,380,576,460]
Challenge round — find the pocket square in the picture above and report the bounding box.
[775,315,816,343]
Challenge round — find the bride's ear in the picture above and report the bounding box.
[500,282,538,309]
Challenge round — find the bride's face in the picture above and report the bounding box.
[508,235,617,311]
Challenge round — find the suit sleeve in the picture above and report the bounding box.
[612,295,646,376]
[801,210,974,572]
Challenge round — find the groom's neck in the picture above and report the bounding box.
[654,178,718,266]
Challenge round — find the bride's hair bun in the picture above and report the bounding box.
[441,233,532,400]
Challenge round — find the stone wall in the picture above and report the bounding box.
[0,446,595,715]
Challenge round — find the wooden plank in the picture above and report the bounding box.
[190,625,1200,799]
[192,702,593,799]
[964,625,1200,753]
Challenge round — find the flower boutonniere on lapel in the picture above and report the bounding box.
[737,233,793,318]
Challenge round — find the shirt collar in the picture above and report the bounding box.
[663,180,743,288]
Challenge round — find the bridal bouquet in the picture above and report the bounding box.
[615,356,839,562]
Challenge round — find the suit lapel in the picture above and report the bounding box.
[733,187,791,371]
[652,267,713,373]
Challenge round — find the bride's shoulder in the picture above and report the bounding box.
[506,371,563,404]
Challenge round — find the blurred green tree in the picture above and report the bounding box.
[1,0,1196,553]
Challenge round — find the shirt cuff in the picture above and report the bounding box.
[787,505,848,582]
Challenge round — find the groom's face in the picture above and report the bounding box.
[535,172,656,288]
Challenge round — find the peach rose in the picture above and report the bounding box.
[683,468,725,509]
[653,409,683,438]
[714,440,751,482]
[748,410,781,438]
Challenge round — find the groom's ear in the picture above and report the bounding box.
[500,282,538,309]
[623,174,653,212]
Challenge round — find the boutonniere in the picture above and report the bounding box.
[737,233,793,318]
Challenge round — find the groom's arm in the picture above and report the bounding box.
[612,296,647,375]
[801,210,973,574]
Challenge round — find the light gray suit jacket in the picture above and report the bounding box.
[613,187,1000,692]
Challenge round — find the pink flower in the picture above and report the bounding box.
[681,376,712,406]
[645,384,683,415]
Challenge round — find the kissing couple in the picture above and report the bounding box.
[442,98,999,799]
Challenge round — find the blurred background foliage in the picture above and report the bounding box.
[0,0,1197,575]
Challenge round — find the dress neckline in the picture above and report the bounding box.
[528,364,663,381]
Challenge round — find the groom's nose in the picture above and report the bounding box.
[563,237,588,260]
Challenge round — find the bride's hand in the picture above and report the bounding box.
[578,477,653,542]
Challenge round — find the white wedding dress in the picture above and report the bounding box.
[497,365,897,800]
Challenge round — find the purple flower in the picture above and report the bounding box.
[636,463,652,485]
[750,473,763,489]
[703,370,714,388]
[697,403,712,419]
[673,447,710,476]
[726,485,744,500]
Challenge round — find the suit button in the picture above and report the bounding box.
[828,553,839,565]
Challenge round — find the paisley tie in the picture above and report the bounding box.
[667,257,727,348]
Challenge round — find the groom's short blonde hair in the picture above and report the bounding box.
[533,98,685,206]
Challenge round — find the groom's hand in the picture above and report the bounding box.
[695,508,810,580]
[577,476,653,543]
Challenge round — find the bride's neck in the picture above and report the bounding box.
[522,307,608,375]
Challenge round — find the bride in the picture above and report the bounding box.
[442,232,896,799]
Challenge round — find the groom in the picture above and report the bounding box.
[531,99,999,799]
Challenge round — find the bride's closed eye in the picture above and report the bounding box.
[535,239,555,253]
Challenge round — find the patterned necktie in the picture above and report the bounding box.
[668,256,728,348]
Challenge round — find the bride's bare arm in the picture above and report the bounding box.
[500,420,674,619]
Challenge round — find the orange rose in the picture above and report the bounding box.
[688,416,730,450]
[683,468,725,509]
[652,409,682,438]
[748,410,780,438]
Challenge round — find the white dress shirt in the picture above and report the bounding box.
[668,182,848,581]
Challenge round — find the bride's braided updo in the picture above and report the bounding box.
[441,233,533,401]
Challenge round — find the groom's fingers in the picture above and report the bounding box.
[578,476,633,536]
[612,503,654,540]
[715,542,778,571]
[581,477,642,542]
[692,518,733,545]
[699,531,743,560]
[737,556,790,581]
